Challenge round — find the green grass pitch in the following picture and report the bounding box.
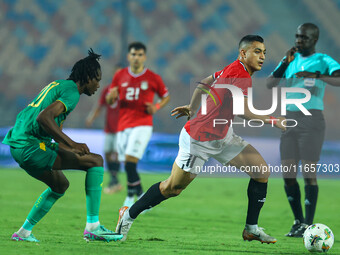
[1,168,339,254]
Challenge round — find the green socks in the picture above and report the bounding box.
[85,167,104,223]
[26,188,64,228]
[22,166,104,232]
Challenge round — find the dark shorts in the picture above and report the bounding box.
[10,141,59,178]
[280,110,325,162]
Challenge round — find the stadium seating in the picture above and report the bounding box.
[0,0,339,139]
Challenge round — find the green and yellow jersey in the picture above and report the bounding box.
[3,80,80,148]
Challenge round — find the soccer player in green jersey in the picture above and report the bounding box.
[2,49,123,242]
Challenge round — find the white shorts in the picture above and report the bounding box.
[117,126,153,162]
[175,127,248,174]
[103,133,118,154]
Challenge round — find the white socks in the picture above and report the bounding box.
[86,221,100,231]
[245,224,258,233]
[17,227,32,238]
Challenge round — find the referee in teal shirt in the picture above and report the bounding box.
[267,23,340,238]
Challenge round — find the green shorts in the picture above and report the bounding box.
[10,141,59,178]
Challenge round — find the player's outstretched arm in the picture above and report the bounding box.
[37,101,90,155]
[171,105,193,120]
[190,75,215,112]
[237,97,286,131]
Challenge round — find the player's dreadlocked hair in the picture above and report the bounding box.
[68,48,101,86]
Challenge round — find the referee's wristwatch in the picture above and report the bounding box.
[315,71,321,78]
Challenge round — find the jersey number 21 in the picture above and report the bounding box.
[126,87,140,100]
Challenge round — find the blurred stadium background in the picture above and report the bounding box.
[0,0,340,170]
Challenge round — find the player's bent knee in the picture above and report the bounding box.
[88,154,104,168]
[51,179,69,194]
[60,179,70,193]
[262,170,270,180]
[251,169,270,181]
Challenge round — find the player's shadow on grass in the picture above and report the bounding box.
[139,237,165,241]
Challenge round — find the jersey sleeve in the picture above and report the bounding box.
[57,82,80,113]
[213,70,223,80]
[109,71,120,89]
[323,55,340,75]
[154,74,169,98]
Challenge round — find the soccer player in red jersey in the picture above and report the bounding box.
[86,65,123,194]
[115,35,286,244]
[107,42,170,207]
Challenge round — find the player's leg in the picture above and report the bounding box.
[301,160,318,226]
[104,152,122,194]
[280,124,306,237]
[228,144,271,236]
[295,111,324,236]
[116,128,139,206]
[123,126,153,206]
[131,162,196,217]
[103,133,121,194]
[12,170,67,242]
[227,143,276,244]
[282,159,305,237]
[10,144,67,242]
[115,127,201,241]
[116,162,197,241]
[123,155,141,206]
[53,147,123,241]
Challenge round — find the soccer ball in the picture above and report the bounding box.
[303,223,334,253]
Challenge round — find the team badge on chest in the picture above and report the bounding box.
[141,81,148,90]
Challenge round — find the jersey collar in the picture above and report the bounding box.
[128,66,147,77]
[238,60,249,74]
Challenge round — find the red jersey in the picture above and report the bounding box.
[184,60,251,141]
[99,86,119,133]
[110,67,169,131]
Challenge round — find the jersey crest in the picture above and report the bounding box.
[141,81,148,90]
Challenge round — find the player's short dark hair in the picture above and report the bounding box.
[128,42,147,53]
[68,48,101,86]
[300,23,319,40]
[239,35,264,49]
